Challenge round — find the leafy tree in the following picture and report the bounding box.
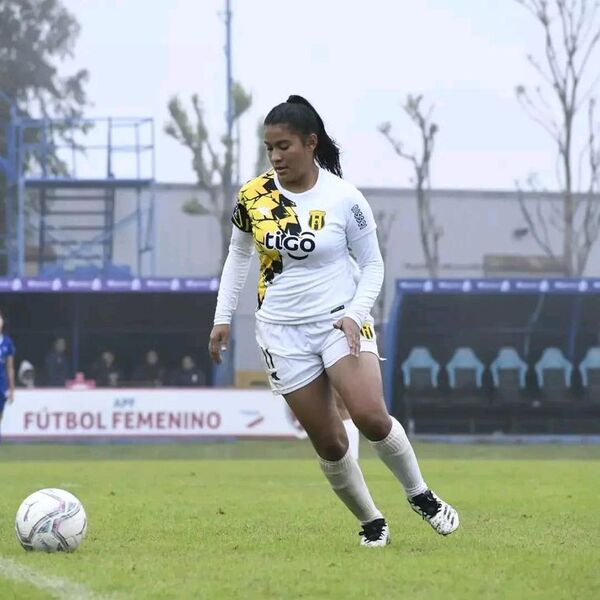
[0,0,89,273]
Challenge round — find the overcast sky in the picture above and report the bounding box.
[60,0,599,190]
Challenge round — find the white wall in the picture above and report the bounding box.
[112,184,222,276]
[85,183,600,372]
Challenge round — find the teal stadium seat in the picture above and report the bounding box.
[401,347,440,390]
[578,347,600,402]
[490,347,528,388]
[535,347,573,403]
[490,346,528,405]
[446,347,485,389]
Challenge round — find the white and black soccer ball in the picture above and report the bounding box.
[15,488,87,552]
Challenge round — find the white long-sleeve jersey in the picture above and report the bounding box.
[213,168,384,329]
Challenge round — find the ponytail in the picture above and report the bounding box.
[264,95,342,177]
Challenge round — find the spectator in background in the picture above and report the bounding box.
[0,309,16,439]
[170,355,206,387]
[132,349,165,387]
[44,338,69,387]
[90,351,120,388]
[18,360,35,388]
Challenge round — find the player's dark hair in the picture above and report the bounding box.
[264,95,342,177]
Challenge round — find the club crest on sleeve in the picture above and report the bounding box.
[308,210,326,231]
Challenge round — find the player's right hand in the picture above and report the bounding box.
[209,324,230,364]
[333,317,361,358]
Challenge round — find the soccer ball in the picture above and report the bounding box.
[15,488,87,552]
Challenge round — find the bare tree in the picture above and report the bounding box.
[164,82,252,268]
[254,117,270,175]
[516,0,600,275]
[372,208,397,327]
[379,94,442,277]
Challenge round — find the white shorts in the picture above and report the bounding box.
[255,317,380,395]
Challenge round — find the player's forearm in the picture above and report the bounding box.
[213,228,255,325]
[8,368,15,394]
[345,231,384,327]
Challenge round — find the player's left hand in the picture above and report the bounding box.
[209,324,231,364]
[333,317,361,358]
[7,391,14,404]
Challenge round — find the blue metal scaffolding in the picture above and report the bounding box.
[0,92,156,277]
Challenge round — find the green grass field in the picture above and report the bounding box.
[0,441,599,599]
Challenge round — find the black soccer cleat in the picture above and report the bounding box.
[409,490,459,536]
[359,517,391,547]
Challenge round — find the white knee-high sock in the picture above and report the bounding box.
[319,449,382,523]
[343,418,360,460]
[370,417,428,498]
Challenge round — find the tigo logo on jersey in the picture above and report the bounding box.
[308,210,326,231]
[264,230,316,260]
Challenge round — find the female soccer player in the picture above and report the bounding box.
[335,388,360,460]
[209,95,459,547]
[335,254,363,460]
[0,310,16,440]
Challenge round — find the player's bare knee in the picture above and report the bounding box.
[313,432,349,461]
[354,412,392,442]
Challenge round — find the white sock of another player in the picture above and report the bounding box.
[370,417,428,498]
[343,418,360,460]
[319,449,382,524]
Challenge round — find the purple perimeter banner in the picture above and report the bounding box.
[2,277,599,294]
[396,278,600,294]
[0,277,220,293]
